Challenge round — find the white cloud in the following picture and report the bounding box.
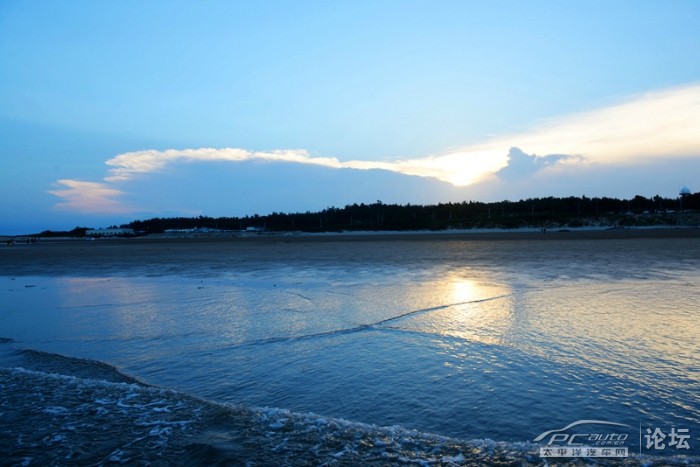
[424,82,700,185]
[105,146,500,188]
[48,179,132,214]
[100,83,700,188]
[101,146,503,188]
[494,83,700,164]
[104,148,343,182]
[48,82,700,214]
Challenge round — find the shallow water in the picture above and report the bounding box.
[1,237,699,465]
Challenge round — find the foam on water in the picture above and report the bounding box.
[1,342,698,466]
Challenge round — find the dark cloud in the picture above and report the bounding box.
[496,147,576,181]
[125,159,458,219]
[461,150,700,202]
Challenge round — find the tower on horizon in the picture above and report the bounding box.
[679,186,691,211]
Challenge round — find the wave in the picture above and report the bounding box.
[215,293,515,351]
[1,343,698,466]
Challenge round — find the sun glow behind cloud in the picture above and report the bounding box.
[496,84,700,163]
[101,147,500,188]
[49,83,700,215]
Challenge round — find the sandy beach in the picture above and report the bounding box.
[2,227,699,277]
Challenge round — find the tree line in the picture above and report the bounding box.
[117,193,700,235]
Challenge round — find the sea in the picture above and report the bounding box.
[1,235,699,466]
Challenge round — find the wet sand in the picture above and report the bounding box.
[2,227,699,277]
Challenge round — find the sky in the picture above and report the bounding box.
[1,0,700,234]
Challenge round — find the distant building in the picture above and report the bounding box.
[86,228,134,237]
[246,226,264,232]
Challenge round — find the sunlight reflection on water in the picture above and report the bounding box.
[2,237,699,451]
[392,276,515,347]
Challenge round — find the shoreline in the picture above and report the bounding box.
[2,225,700,278]
[3,225,700,244]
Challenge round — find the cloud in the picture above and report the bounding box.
[48,179,132,214]
[99,83,700,187]
[48,82,700,215]
[491,83,700,164]
[104,148,345,182]
[99,145,505,190]
[495,147,579,181]
[429,82,700,184]
[102,147,494,187]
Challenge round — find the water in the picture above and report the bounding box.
[1,236,699,465]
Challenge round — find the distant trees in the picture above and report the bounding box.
[36,227,89,238]
[117,193,700,235]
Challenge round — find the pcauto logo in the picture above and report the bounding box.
[534,420,631,458]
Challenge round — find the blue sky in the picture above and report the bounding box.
[1,0,699,234]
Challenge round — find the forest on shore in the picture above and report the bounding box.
[39,192,698,237]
